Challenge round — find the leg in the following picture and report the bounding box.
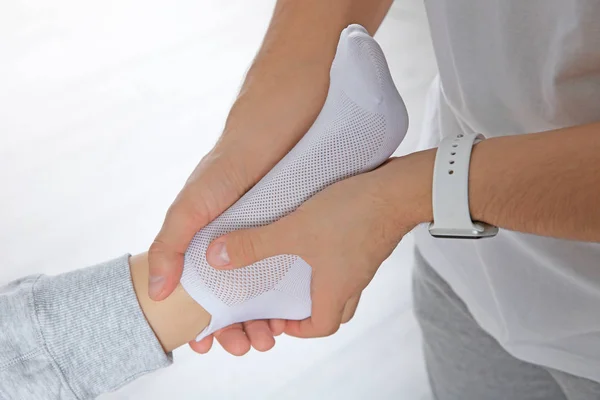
[412,247,566,400]
[549,369,600,400]
[131,253,211,352]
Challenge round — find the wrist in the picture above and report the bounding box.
[468,138,494,224]
[376,149,436,231]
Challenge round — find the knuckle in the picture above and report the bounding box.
[341,313,354,324]
[168,185,215,227]
[148,239,168,260]
[317,322,340,337]
[164,201,180,221]
[221,156,252,194]
[179,194,212,227]
[165,190,192,217]
[232,232,260,265]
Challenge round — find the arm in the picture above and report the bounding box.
[151,0,395,296]
[380,122,600,242]
[204,123,599,338]
[219,0,395,183]
[149,0,393,353]
[467,123,600,241]
[0,254,211,400]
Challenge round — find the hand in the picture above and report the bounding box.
[205,151,435,337]
[149,148,287,354]
[188,319,286,355]
[147,58,329,354]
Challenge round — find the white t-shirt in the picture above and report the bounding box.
[415,0,600,382]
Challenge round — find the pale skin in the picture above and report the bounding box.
[131,253,284,354]
[149,0,600,351]
[130,253,211,353]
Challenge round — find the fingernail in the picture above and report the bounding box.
[148,275,165,299]
[209,242,230,267]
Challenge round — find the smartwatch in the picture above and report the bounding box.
[428,133,498,239]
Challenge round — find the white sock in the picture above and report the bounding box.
[181,24,408,340]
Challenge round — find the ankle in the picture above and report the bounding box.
[130,253,211,352]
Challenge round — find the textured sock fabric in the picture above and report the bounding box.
[181,24,408,340]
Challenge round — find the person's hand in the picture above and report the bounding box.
[188,319,286,355]
[148,147,286,354]
[204,150,435,337]
[148,53,330,354]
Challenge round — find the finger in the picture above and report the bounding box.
[341,294,361,324]
[188,334,214,354]
[206,222,286,269]
[268,319,286,336]
[148,194,210,300]
[213,323,251,356]
[284,284,345,338]
[243,320,276,352]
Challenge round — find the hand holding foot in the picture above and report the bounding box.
[206,149,435,339]
[181,25,408,340]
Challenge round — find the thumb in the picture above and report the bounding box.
[148,151,251,300]
[148,195,210,301]
[206,224,283,269]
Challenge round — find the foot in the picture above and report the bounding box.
[180,24,408,340]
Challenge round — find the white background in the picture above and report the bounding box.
[0,0,437,398]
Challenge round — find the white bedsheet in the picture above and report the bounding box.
[0,1,437,398]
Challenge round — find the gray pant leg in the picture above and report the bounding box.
[549,369,600,400]
[412,248,566,400]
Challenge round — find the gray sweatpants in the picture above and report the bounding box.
[413,248,600,400]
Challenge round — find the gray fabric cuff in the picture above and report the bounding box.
[33,255,172,399]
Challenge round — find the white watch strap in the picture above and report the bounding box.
[428,133,498,238]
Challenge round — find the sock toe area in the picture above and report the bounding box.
[332,26,396,113]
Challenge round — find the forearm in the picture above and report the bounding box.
[383,123,600,242]
[468,124,600,241]
[217,0,393,186]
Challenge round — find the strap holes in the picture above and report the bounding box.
[451,152,456,155]
[449,160,455,164]
[452,144,458,148]
[448,170,454,175]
